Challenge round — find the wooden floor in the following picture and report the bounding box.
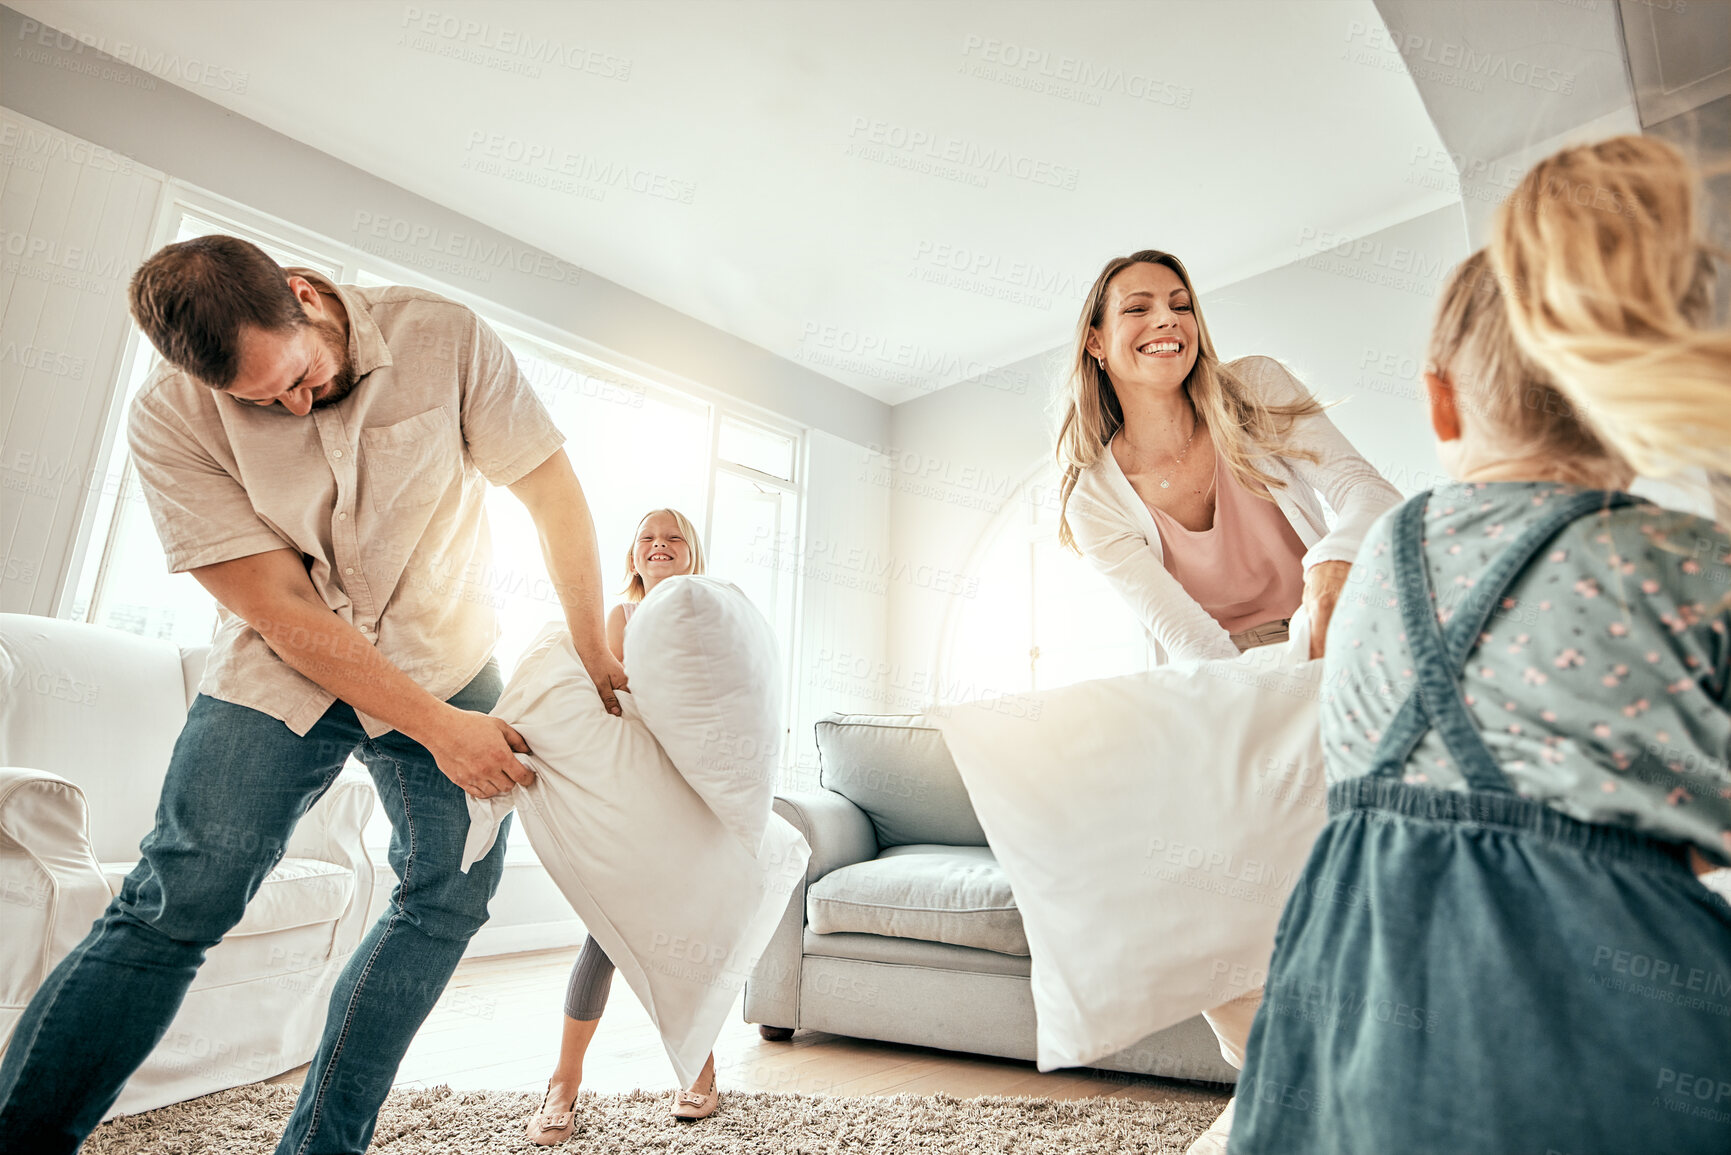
[265,947,1231,1112]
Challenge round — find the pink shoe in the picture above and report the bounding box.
[671,1056,719,1121]
[525,1080,578,1146]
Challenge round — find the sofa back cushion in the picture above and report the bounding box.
[814,713,986,848]
[0,613,190,862]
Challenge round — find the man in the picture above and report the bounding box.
[0,235,625,1154]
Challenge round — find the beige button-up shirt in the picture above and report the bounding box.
[128,270,565,737]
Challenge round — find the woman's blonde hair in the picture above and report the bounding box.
[622,508,705,602]
[1490,134,1728,499]
[1427,249,1621,483]
[1055,250,1322,552]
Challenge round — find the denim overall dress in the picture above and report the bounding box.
[1230,491,1731,1155]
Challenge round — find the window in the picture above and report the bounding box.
[940,462,1151,702]
[717,418,795,482]
[705,419,803,729]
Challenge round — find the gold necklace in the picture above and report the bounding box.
[1156,417,1198,490]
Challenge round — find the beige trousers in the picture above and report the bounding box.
[1228,617,1291,653]
[1200,988,1263,1069]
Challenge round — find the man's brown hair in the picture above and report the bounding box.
[127,235,307,388]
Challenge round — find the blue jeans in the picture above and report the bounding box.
[0,663,512,1155]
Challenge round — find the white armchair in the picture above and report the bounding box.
[0,612,377,1118]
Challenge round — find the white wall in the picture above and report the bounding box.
[1,110,165,616]
[885,205,1470,686]
[1206,204,1465,490]
[784,430,893,790]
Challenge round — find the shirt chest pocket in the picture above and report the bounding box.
[360,406,458,513]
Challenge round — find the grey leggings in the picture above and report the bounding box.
[564,935,615,1021]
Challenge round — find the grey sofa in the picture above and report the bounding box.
[743,712,1238,1085]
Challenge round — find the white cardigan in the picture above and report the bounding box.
[1067,355,1403,665]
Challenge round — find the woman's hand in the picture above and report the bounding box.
[1301,561,1353,661]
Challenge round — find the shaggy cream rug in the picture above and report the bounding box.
[86,1083,1222,1153]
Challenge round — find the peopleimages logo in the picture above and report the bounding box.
[0,122,139,174]
[958,35,1193,109]
[400,6,631,79]
[461,132,696,204]
[16,17,249,93]
[1,340,88,380]
[1343,19,1576,94]
[351,212,582,284]
[2,232,127,279]
[910,240,1088,308]
[845,118,1081,191]
[797,322,1027,392]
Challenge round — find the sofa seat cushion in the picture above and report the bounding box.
[803,928,1033,977]
[100,856,353,937]
[806,844,1027,956]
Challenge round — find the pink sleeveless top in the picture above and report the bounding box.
[1146,450,1308,633]
[620,601,638,627]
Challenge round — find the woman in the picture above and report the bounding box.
[1054,251,1402,1152]
[1231,137,1731,1154]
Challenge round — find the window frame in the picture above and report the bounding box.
[710,428,805,737]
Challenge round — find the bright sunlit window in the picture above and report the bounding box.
[941,463,1152,702]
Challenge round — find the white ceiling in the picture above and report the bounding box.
[13,0,1454,404]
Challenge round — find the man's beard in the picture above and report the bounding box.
[310,316,359,409]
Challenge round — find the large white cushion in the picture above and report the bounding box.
[625,576,782,855]
[0,614,190,862]
[463,624,808,1088]
[935,628,1327,1071]
[807,844,1028,956]
[98,856,353,938]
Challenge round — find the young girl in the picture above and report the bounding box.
[1231,137,1731,1154]
[526,508,721,1145]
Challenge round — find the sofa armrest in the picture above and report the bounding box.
[773,790,877,885]
[745,791,874,1033]
[283,764,376,959]
[0,767,112,1018]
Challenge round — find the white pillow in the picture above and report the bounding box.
[463,623,808,1088]
[934,632,1327,1071]
[625,576,783,855]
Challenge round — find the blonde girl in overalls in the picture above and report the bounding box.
[1232,137,1731,1154]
